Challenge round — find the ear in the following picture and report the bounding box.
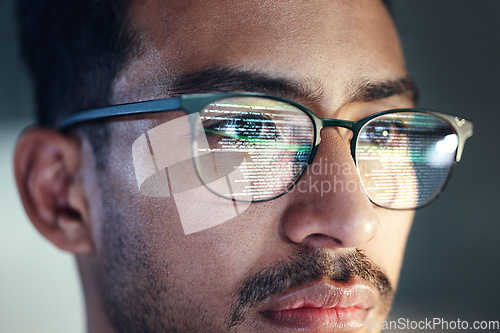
[14,127,94,254]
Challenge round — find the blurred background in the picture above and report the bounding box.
[1,0,499,332]
[389,1,500,330]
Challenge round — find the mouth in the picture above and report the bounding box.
[257,280,376,332]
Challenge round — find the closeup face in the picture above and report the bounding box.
[80,0,416,332]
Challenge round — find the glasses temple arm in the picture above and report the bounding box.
[57,97,183,130]
[455,118,473,162]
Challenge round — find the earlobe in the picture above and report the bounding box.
[14,127,94,255]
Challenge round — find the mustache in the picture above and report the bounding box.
[229,248,393,327]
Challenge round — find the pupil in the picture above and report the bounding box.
[292,145,311,176]
[233,117,264,138]
[366,120,396,145]
[294,146,310,164]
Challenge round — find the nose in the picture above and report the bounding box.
[281,129,379,249]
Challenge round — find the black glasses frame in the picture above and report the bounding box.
[58,92,473,208]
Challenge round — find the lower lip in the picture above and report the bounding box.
[261,306,368,331]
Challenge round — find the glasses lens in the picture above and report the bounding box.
[192,96,315,201]
[356,112,458,209]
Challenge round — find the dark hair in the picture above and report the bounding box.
[17,0,394,129]
[17,0,393,129]
[17,0,134,127]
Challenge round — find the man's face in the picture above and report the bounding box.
[83,0,415,332]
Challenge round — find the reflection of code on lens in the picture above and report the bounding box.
[357,113,457,209]
[195,97,315,201]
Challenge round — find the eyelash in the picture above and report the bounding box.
[204,115,280,141]
[363,120,408,147]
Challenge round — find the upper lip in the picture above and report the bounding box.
[258,279,377,312]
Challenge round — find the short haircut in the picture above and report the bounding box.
[17,0,394,129]
[17,0,135,128]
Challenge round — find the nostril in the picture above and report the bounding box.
[303,233,342,248]
[332,236,342,245]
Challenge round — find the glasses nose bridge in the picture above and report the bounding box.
[311,117,358,161]
[319,118,356,131]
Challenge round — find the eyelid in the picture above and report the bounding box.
[361,118,412,150]
[203,114,282,141]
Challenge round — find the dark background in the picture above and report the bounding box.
[390,0,500,326]
[1,0,499,332]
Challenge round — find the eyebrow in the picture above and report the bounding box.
[348,76,419,104]
[166,66,419,108]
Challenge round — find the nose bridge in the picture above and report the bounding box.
[281,127,379,249]
[312,117,357,162]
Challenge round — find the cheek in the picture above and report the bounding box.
[131,193,284,309]
[369,209,414,286]
[98,120,282,305]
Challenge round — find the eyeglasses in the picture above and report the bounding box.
[59,92,473,209]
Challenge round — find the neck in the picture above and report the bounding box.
[77,256,116,333]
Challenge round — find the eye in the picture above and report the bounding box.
[206,115,279,143]
[362,120,406,147]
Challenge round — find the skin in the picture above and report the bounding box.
[15,0,416,332]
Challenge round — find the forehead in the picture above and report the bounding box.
[113,0,405,107]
